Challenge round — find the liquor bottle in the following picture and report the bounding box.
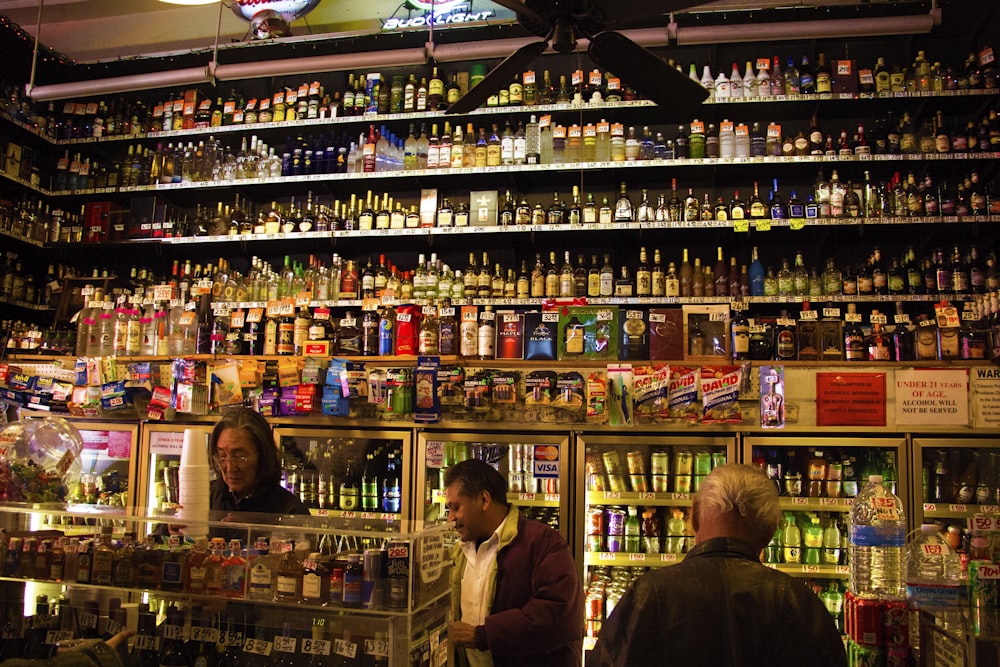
[636,247,651,297]
[731,306,750,360]
[866,310,892,360]
[614,182,634,221]
[748,247,765,297]
[158,605,189,667]
[890,302,914,361]
[339,457,360,510]
[129,603,160,667]
[747,181,767,219]
[774,311,797,361]
[599,254,614,297]
[843,303,866,361]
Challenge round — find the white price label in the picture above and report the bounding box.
[135,635,159,651]
[597,309,613,321]
[894,314,911,324]
[870,314,887,325]
[603,492,621,500]
[273,636,297,653]
[46,630,75,645]
[629,553,646,562]
[365,639,390,657]
[334,638,358,660]
[302,638,331,656]
[243,638,273,656]
[659,553,678,562]
[845,313,863,323]
[78,612,98,630]
[799,310,818,321]
[949,504,968,513]
[823,308,841,318]
[599,552,616,561]
[191,627,220,643]
[970,515,995,531]
[163,625,185,641]
[709,311,728,322]
[793,497,808,505]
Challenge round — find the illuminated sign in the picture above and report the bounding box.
[382,0,512,31]
[231,0,322,22]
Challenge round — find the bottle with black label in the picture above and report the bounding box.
[731,306,750,360]
[843,303,866,361]
[774,310,797,361]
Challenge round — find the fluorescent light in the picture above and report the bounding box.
[25,66,214,102]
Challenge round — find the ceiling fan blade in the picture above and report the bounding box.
[485,0,550,26]
[446,40,549,115]
[588,31,708,119]
[588,0,704,29]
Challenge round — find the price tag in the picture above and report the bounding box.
[598,552,616,561]
[597,309,613,321]
[302,638,331,656]
[439,307,456,317]
[273,636,297,653]
[334,638,358,660]
[733,219,750,233]
[223,631,244,647]
[365,638,390,658]
[767,123,781,139]
[480,310,496,321]
[611,123,625,137]
[518,492,535,501]
[776,318,796,327]
[789,219,806,231]
[191,627,220,643]
[709,311,728,322]
[919,319,936,328]
[962,311,977,321]
[755,219,771,232]
[278,300,295,317]
[539,115,552,128]
[659,553,678,562]
[799,310,818,321]
[871,313,887,325]
[980,47,995,66]
[629,553,646,562]
[793,497,809,505]
[523,71,535,84]
[923,503,938,512]
[46,630,75,645]
[244,638,273,656]
[340,318,357,328]
[983,506,999,514]
[638,492,656,500]
[603,492,621,500]
[153,284,174,301]
[894,314,911,325]
[845,313,863,323]
[135,635,159,651]
[730,301,749,312]
[163,625,185,641]
[79,612,98,630]
[545,493,560,502]
[802,565,820,573]
[1,618,24,639]
[671,493,690,501]
[921,543,944,556]
[820,497,840,506]
[690,120,705,135]
[971,515,997,531]
[949,504,968,513]
[756,57,770,71]
[823,308,841,319]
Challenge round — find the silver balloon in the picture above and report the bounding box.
[250,9,293,40]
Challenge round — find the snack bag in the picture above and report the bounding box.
[700,365,743,424]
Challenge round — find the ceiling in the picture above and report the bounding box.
[0,0,933,64]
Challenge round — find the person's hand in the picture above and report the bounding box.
[106,629,135,649]
[448,621,478,648]
[57,630,134,654]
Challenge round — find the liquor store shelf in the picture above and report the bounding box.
[0,296,52,311]
[34,152,1000,198]
[586,492,695,507]
[432,489,558,508]
[29,88,1000,148]
[921,502,1000,519]
[0,574,451,618]
[583,551,849,578]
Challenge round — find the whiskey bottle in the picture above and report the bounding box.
[636,247,652,297]
[614,182,634,222]
[652,249,666,297]
[866,310,892,360]
[615,266,633,297]
[843,303,866,361]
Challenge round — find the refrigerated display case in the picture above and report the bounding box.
[415,429,571,536]
[72,422,138,510]
[911,436,1000,539]
[136,421,215,515]
[575,432,737,651]
[272,426,414,521]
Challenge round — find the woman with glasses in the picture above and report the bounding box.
[209,407,310,518]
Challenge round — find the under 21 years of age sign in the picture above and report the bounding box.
[895,368,969,426]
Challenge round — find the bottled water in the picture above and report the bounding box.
[906,523,964,649]
[849,474,906,599]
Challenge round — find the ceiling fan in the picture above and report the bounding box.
[445,0,710,116]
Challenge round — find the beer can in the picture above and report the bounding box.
[674,449,693,475]
[694,451,712,476]
[606,508,625,536]
[585,592,604,620]
[854,596,884,646]
[607,474,629,494]
[588,472,606,492]
[711,451,727,469]
[652,474,670,493]
[586,619,602,638]
[385,540,410,609]
[626,451,647,476]
[587,508,604,536]
[674,475,692,494]
[602,451,624,476]
[508,444,523,473]
[882,599,909,648]
[629,475,649,493]
[585,454,602,477]
[362,548,386,609]
[650,451,669,476]
[585,534,603,553]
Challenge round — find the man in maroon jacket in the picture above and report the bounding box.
[446,458,584,667]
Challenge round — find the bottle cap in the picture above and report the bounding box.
[868,474,883,483]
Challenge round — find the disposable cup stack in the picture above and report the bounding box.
[177,429,210,540]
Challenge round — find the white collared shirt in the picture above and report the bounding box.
[459,511,512,667]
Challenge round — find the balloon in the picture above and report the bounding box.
[230,0,322,24]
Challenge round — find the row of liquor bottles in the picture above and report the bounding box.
[0,596,394,667]
[5,42,996,144]
[38,104,1000,193]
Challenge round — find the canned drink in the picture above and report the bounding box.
[711,451,727,469]
[606,508,625,536]
[602,451,624,476]
[606,535,623,553]
[363,548,386,609]
[607,474,629,493]
[650,451,669,476]
[629,475,649,493]
[509,472,524,494]
[694,451,712,476]
[588,472,606,492]
[652,474,670,493]
[585,534,603,553]
[585,454,603,477]
[854,597,884,646]
[585,592,604,620]
[544,478,559,494]
[674,450,693,475]
[692,475,706,493]
[385,540,410,609]
[882,600,909,648]
[508,444,522,473]
[626,451,647,476]
[586,620,602,638]
[674,475,692,494]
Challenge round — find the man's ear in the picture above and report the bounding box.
[480,490,491,509]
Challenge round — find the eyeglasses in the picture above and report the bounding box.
[213,453,252,467]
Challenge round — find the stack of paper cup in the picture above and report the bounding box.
[177,429,210,540]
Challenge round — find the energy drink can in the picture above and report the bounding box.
[650,451,669,476]
[694,451,712,476]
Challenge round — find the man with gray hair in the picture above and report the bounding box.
[587,464,846,667]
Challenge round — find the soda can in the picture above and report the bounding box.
[886,647,910,667]
[585,592,604,620]
[626,451,647,476]
[363,548,386,609]
[585,534,603,553]
[882,599,909,648]
[854,596,884,647]
[602,451,624,476]
[509,471,524,494]
[674,449,693,475]
[711,451,727,469]
[651,474,670,493]
[629,475,649,493]
[692,475,706,493]
[650,451,669,476]
[588,472,606,492]
[606,535,623,553]
[508,444,522,473]
[607,474,629,494]
[544,477,559,494]
[674,475,692,494]
[587,508,604,536]
[694,451,712,476]
[586,620,602,638]
[606,508,625,536]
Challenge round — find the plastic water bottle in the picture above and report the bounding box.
[849,474,906,599]
[906,523,963,651]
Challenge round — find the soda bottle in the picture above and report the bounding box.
[641,509,661,554]
[764,527,782,564]
[849,474,906,599]
[822,517,842,564]
[623,507,641,554]
[802,515,823,565]
[781,513,801,564]
[666,510,686,554]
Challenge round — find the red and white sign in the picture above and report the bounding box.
[231,0,321,22]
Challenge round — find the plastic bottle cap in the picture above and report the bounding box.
[868,474,883,483]
[921,524,939,533]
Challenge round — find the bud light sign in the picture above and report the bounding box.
[533,445,559,478]
[382,0,512,31]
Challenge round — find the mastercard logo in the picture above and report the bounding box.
[534,445,559,461]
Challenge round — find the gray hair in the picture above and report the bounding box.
[695,464,781,543]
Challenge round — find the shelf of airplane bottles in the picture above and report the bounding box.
[777,497,854,512]
[583,550,687,568]
[586,491,695,507]
[0,295,54,311]
[764,562,851,579]
[308,507,405,521]
[40,152,999,197]
[208,293,985,311]
[921,502,1000,519]
[35,87,1000,147]
[431,488,559,508]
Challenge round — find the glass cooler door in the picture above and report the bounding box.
[67,420,138,510]
[136,421,215,514]
[415,430,572,537]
